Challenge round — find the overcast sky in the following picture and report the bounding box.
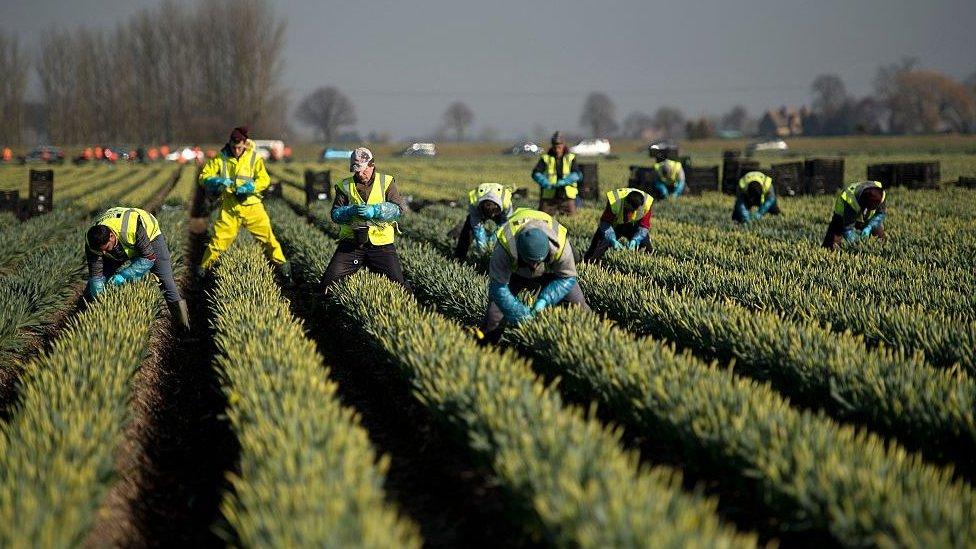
[3,0,974,139]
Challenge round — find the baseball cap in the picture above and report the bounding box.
[350,147,373,172]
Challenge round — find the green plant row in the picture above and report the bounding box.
[0,209,83,275]
[265,200,753,547]
[210,238,419,547]
[391,240,976,546]
[0,209,184,547]
[395,207,976,463]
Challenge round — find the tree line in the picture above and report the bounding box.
[0,0,287,146]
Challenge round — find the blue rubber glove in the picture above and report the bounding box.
[532,172,551,189]
[555,178,568,187]
[110,257,155,285]
[204,176,232,193]
[733,199,750,223]
[356,204,378,220]
[537,276,577,308]
[751,210,764,221]
[472,224,489,252]
[563,172,581,185]
[757,195,775,216]
[86,276,106,298]
[860,226,873,239]
[373,202,401,222]
[612,240,625,250]
[629,227,648,249]
[332,205,356,223]
[843,229,859,243]
[235,180,255,197]
[654,181,670,199]
[864,213,886,235]
[488,281,532,323]
[672,179,686,197]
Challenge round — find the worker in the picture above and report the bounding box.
[319,147,409,291]
[198,126,290,280]
[651,158,685,199]
[822,180,887,250]
[85,207,189,330]
[481,209,588,343]
[454,182,515,259]
[584,187,653,262]
[733,171,781,223]
[531,132,582,216]
[2,147,13,163]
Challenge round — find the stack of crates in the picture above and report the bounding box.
[803,158,844,195]
[867,162,940,189]
[627,165,657,194]
[957,176,976,189]
[684,166,720,195]
[578,163,600,200]
[771,162,804,197]
[304,170,331,206]
[722,156,760,195]
[28,169,54,217]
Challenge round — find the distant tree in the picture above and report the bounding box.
[885,70,976,133]
[622,111,655,139]
[685,117,715,140]
[580,92,618,137]
[653,106,685,137]
[811,74,849,117]
[0,32,29,145]
[719,105,749,133]
[296,86,356,142]
[443,101,474,142]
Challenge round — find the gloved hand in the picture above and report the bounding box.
[489,281,532,323]
[356,204,379,220]
[600,223,618,246]
[332,205,356,223]
[629,227,648,250]
[537,277,577,308]
[751,211,764,221]
[860,226,873,239]
[612,240,625,250]
[562,172,581,186]
[204,176,232,193]
[86,276,106,298]
[654,182,670,199]
[472,225,488,252]
[235,180,255,197]
[110,257,155,285]
[532,172,551,189]
[532,297,549,314]
[555,178,568,187]
[843,230,860,243]
[628,239,640,250]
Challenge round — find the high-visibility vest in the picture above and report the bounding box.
[468,183,513,211]
[91,207,161,259]
[540,153,578,199]
[835,181,885,222]
[218,147,262,206]
[654,159,682,186]
[738,171,773,203]
[496,208,568,268]
[336,173,396,246]
[606,188,653,225]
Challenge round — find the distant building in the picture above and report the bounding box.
[758,106,809,137]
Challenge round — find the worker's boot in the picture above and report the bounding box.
[279,261,293,286]
[168,299,191,332]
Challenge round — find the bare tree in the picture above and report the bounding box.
[580,92,618,137]
[719,105,749,133]
[296,86,356,142]
[811,74,849,117]
[621,111,655,139]
[0,32,30,145]
[443,101,474,142]
[653,106,685,137]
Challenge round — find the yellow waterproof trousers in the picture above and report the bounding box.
[200,200,286,269]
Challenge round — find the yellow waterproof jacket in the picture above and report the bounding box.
[199,140,271,206]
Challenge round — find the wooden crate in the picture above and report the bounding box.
[771,162,804,197]
[685,166,720,195]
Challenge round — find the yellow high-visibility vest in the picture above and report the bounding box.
[496,208,568,267]
[606,188,653,224]
[654,159,682,185]
[91,207,161,259]
[738,171,773,203]
[835,181,885,222]
[540,153,578,199]
[336,173,396,246]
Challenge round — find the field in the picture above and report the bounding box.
[0,137,975,547]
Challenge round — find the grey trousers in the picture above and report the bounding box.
[104,234,182,303]
[480,273,588,343]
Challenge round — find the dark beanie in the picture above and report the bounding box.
[860,187,883,209]
[230,126,249,143]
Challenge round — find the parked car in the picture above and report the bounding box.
[647,139,677,151]
[253,139,291,161]
[399,143,436,157]
[746,139,788,154]
[166,147,204,163]
[569,138,611,156]
[321,147,354,160]
[508,141,540,156]
[20,146,65,164]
